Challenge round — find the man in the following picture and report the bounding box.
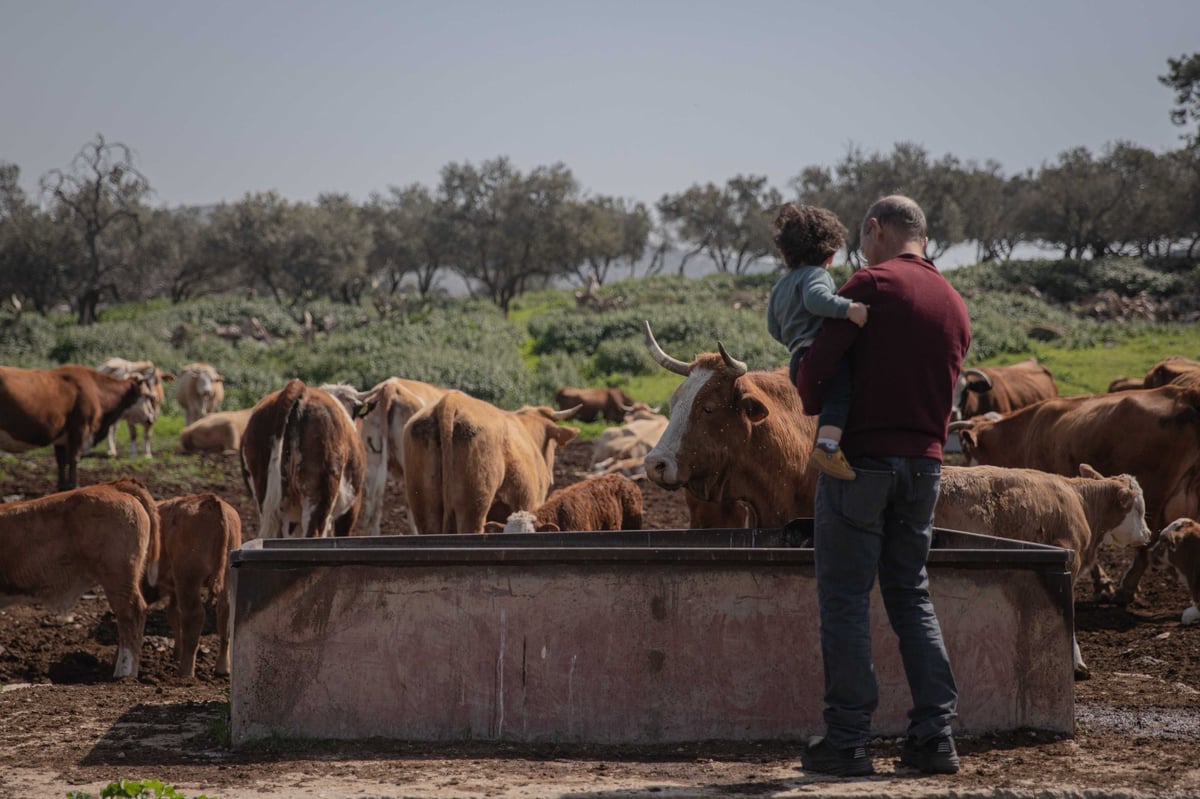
[795,195,971,777]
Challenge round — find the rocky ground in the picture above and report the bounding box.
[1,442,1198,798]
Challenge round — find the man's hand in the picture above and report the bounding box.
[847,302,869,327]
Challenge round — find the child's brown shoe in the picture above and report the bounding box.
[809,446,857,480]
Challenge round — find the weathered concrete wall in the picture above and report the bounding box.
[230,535,1073,746]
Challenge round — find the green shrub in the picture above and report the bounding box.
[66,777,216,798]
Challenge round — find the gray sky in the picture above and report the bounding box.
[2,0,1197,211]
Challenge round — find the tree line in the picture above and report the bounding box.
[2,55,1198,324]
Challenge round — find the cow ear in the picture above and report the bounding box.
[356,398,379,418]
[738,394,769,423]
[966,377,990,393]
[551,424,579,445]
[959,429,977,450]
[161,372,176,382]
[1078,463,1102,479]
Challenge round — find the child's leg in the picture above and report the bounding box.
[808,358,857,480]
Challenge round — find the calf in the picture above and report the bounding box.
[149,494,243,677]
[1149,518,1200,625]
[97,358,175,458]
[0,481,160,678]
[240,379,366,538]
[936,464,1150,678]
[180,409,254,453]
[491,474,644,532]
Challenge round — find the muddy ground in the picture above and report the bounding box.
[1,442,1198,798]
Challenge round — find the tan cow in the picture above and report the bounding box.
[403,391,579,534]
[555,386,638,422]
[150,494,242,678]
[950,358,1058,422]
[588,408,669,473]
[0,480,160,678]
[1148,518,1200,625]
[641,322,819,528]
[320,377,448,535]
[175,363,225,425]
[97,358,175,458]
[180,409,254,453]
[489,474,644,532]
[950,385,1200,603]
[240,379,366,538]
[0,364,154,489]
[936,464,1150,678]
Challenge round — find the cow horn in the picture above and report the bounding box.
[643,321,690,376]
[964,368,992,387]
[946,420,976,432]
[717,341,748,376]
[550,405,581,420]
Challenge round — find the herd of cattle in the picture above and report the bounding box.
[1,332,1199,683]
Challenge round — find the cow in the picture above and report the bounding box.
[175,363,225,425]
[640,321,820,528]
[487,474,644,533]
[149,494,243,678]
[0,479,160,678]
[936,464,1150,678]
[403,391,580,534]
[180,409,254,454]
[239,379,366,538]
[0,364,154,490]
[949,384,1200,604]
[950,358,1058,422]
[320,377,448,535]
[96,358,175,458]
[588,408,669,473]
[1143,356,1200,390]
[555,386,638,423]
[1148,518,1200,625]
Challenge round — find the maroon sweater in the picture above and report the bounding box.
[795,253,970,460]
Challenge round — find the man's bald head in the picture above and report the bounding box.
[862,195,927,242]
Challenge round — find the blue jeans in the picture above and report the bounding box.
[813,456,958,748]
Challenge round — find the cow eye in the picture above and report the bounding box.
[703,405,714,414]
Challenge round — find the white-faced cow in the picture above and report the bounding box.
[641,321,819,528]
[402,391,579,534]
[180,409,254,454]
[150,494,243,677]
[0,478,160,678]
[937,464,1150,678]
[97,358,175,458]
[950,358,1058,422]
[949,384,1200,603]
[320,377,448,535]
[175,363,225,425]
[555,386,638,423]
[1148,518,1200,625]
[240,379,366,538]
[489,473,644,533]
[0,364,154,489]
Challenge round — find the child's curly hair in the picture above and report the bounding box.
[771,203,847,268]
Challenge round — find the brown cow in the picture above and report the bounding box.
[950,358,1058,422]
[555,386,637,423]
[489,474,644,532]
[0,481,158,678]
[240,379,366,538]
[175,363,225,425]
[950,385,1200,603]
[0,364,153,489]
[97,358,175,458]
[937,464,1150,678]
[1143,356,1200,390]
[1107,377,1145,392]
[320,377,448,535]
[641,322,819,527]
[1148,518,1200,626]
[180,409,254,453]
[403,391,579,533]
[149,494,242,677]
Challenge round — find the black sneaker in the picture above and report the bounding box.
[899,734,960,774]
[800,737,874,777]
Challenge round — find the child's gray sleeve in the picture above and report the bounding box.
[801,270,852,318]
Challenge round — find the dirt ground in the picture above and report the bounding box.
[1,442,1198,799]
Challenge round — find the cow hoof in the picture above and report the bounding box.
[1112,590,1136,607]
[1073,666,1091,681]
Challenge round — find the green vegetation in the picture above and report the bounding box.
[67,778,215,799]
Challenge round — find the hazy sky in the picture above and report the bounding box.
[2,0,1197,211]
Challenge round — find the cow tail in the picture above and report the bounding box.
[279,382,307,521]
[205,497,236,606]
[439,401,456,534]
[111,477,161,588]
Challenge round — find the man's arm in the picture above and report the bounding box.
[795,273,874,413]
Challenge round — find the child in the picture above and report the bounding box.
[766,203,867,480]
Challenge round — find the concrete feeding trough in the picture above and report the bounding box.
[228,523,1074,747]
